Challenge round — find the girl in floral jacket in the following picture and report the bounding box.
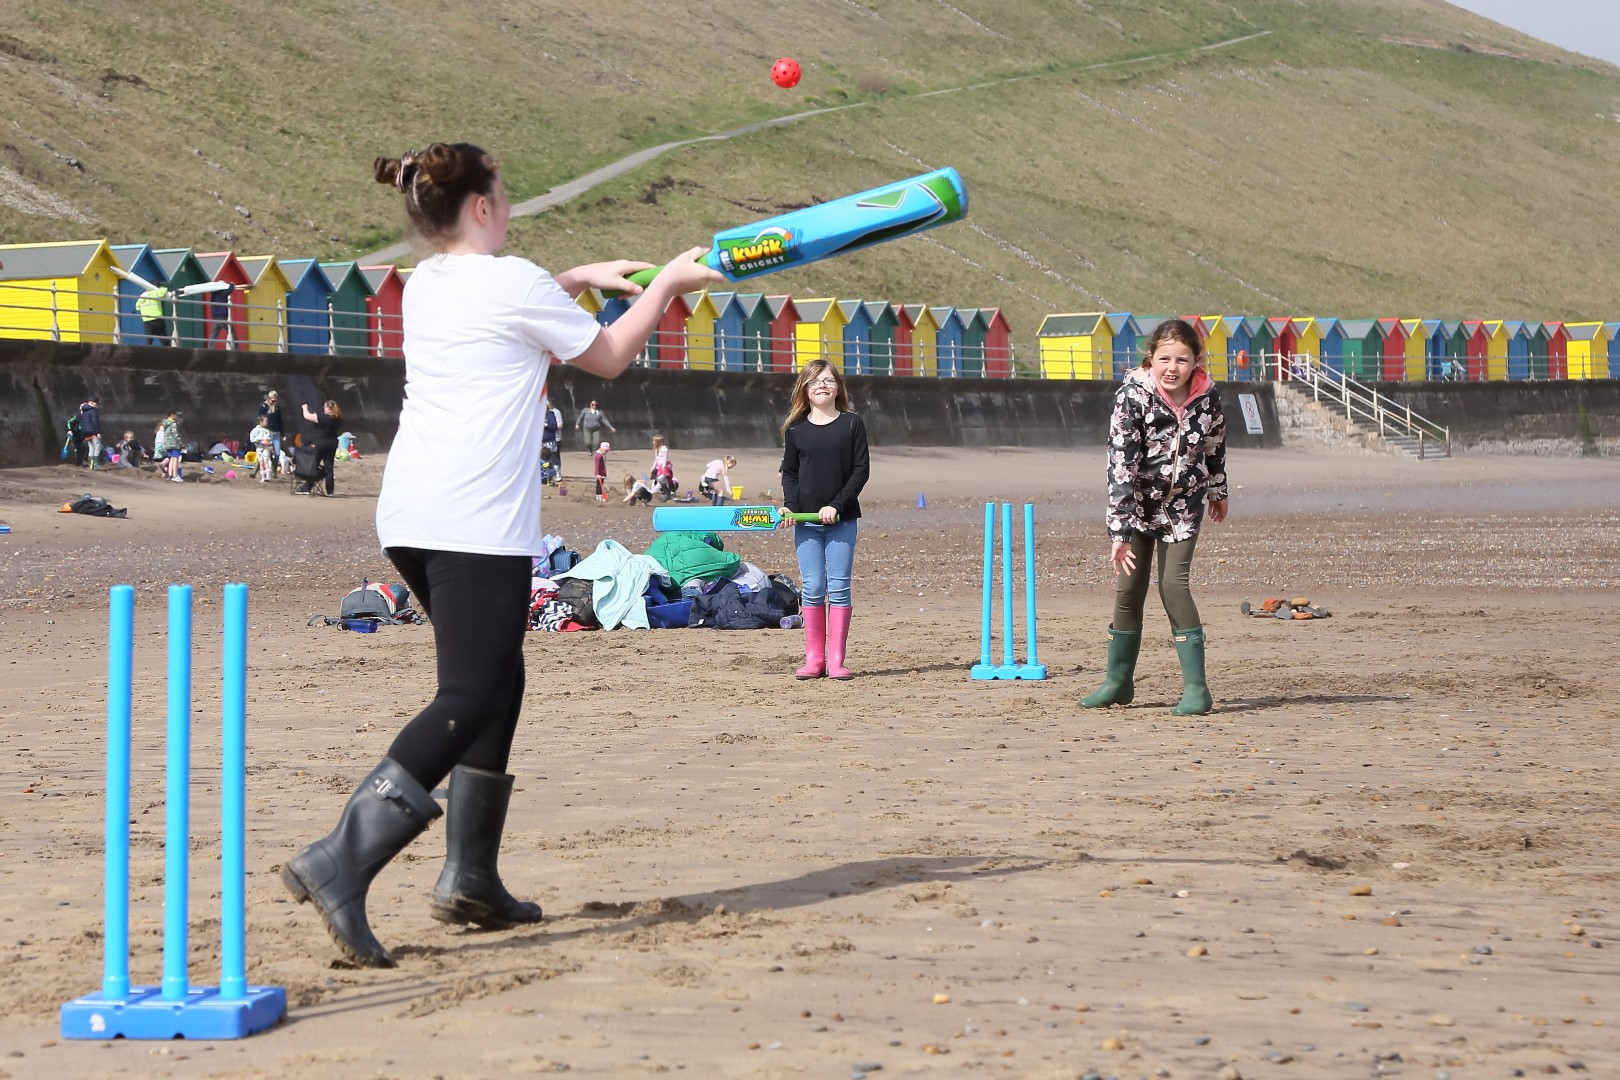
[1080,318,1228,715]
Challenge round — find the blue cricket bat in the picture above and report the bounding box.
[612,167,968,293]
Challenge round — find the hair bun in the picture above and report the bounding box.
[417,143,465,187]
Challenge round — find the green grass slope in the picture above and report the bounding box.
[5,0,1620,351]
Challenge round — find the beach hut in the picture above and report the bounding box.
[646,291,691,369]
[194,252,253,350]
[236,256,294,352]
[0,239,120,345]
[1564,323,1609,380]
[319,262,376,357]
[794,299,847,367]
[765,295,800,373]
[575,288,603,320]
[1334,319,1377,382]
[1420,319,1448,380]
[1607,322,1620,380]
[1192,317,1229,380]
[981,307,1012,378]
[1480,320,1508,381]
[706,292,744,371]
[1393,319,1424,381]
[1371,318,1406,382]
[1314,318,1344,377]
[360,265,406,359]
[932,306,966,377]
[109,243,168,345]
[956,307,987,378]
[1441,320,1467,378]
[151,248,211,347]
[1245,317,1277,378]
[728,294,766,372]
[839,300,874,375]
[1503,320,1532,381]
[1267,317,1298,378]
[865,302,900,375]
[1224,316,1255,380]
[1101,314,1137,378]
[901,304,939,377]
[1037,312,1111,380]
[1291,317,1323,375]
[278,259,335,355]
[683,291,722,372]
[599,293,632,326]
[1533,322,1568,380]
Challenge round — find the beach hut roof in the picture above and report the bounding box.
[1037,312,1107,337]
[360,265,403,292]
[795,298,840,321]
[1337,318,1378,337]
[278,258,335,293]
[764,295,798,320]
[0,240,109,280]
[1564,322,1603,342]
[733,293,767,319]
[862,300,894,322]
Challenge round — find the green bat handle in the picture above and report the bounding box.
[785,511,826,523]
[599,265,660,300]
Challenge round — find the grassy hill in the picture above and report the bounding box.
[5,0,1620,353]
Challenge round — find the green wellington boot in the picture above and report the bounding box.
[1079,627,1141,708]
[1171,625,1213,716]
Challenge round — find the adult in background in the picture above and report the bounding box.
[257,391,285,476]
[135,285,173,346]
[77,396,103,470]
[297,399,343,497]
[575,398,615,451]
[279,140,721,968]
[541,402,563,484]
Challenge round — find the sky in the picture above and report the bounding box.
[1446,1,1620,68]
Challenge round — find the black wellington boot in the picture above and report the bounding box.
[429,765,544,929]
[281,758,442,968]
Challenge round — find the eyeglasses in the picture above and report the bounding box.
[807,378,838,388]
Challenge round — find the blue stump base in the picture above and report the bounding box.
[61,985,287,1040]
[970,662,1048,681]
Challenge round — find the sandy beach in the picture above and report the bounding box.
[1,444,1617,1079]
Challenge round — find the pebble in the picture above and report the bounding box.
[1194,1036,1211,1046]
[1101,1037,1124,1051]
[1472,945,1493,955]
[1428,1015,1454,1027]
[1186,944,1208,957]
[1350,885,1373,896]
[1345,1001,1369,1012]
[932,993,950,1005]
[851,1063,882,1073]
[1215,1065,1243,1080]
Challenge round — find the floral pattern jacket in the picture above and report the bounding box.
[1106,367,1228,543]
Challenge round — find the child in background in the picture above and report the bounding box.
[779,361,869,680]
[1078,317,1228,716]
[701,455,737,505]
[249,420,275,482]
[593,441,611,500]
[622,475,653,504]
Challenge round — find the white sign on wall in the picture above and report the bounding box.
[1237,393,1264,435]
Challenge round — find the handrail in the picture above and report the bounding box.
[1283,352,1450,455]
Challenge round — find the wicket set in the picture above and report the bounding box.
[61,583,286,1040]
[970,502,1047,681]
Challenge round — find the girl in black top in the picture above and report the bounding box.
[780,361,870,680]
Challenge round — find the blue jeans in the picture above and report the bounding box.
[794,519,858,607]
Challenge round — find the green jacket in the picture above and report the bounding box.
[644,531,739,586]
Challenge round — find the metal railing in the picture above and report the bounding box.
[1283,352,1450,456]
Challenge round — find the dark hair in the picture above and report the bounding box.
[1139,318,1204,367]
[324,399,342,421]
[373,142,499,243]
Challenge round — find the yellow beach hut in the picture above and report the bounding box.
[1290,318,1323,372]
[1195,316,1231,379]
[683,291,723,371]
[899,304,939,377]
[1481,320,1508,380]
[1565,322,1610,380]
[793,298,848,366]
[0,239,120,343]
[236,256,294,352]
[1399,319,1427,381]
[575,287,604,319]
[1037,312,1111,379]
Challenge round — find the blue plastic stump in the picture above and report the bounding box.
[61,985,288,1040]
[970,502,1047,681]
[62,583,286,1040]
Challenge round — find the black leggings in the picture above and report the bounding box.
[314,443,337,495]
[383,548,531,788]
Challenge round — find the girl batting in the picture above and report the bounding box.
[780,360,870,680]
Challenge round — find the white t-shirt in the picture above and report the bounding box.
[376,253,600,556]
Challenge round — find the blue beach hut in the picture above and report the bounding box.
[709,292,744,371]
[838,299,874,375]
[278,259,336,354]
[1316,317,1345,376]
[1105,313,1139,378]
[109,244,168,345]
[1504,320,1531,381]
[932,306,965,377]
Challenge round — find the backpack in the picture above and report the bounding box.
[61,493,128,519]
[308,580,423,628]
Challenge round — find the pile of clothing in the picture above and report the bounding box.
[528,531,798,632]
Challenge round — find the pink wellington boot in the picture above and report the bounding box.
[826,605,854,680]
[795,604,826,679]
